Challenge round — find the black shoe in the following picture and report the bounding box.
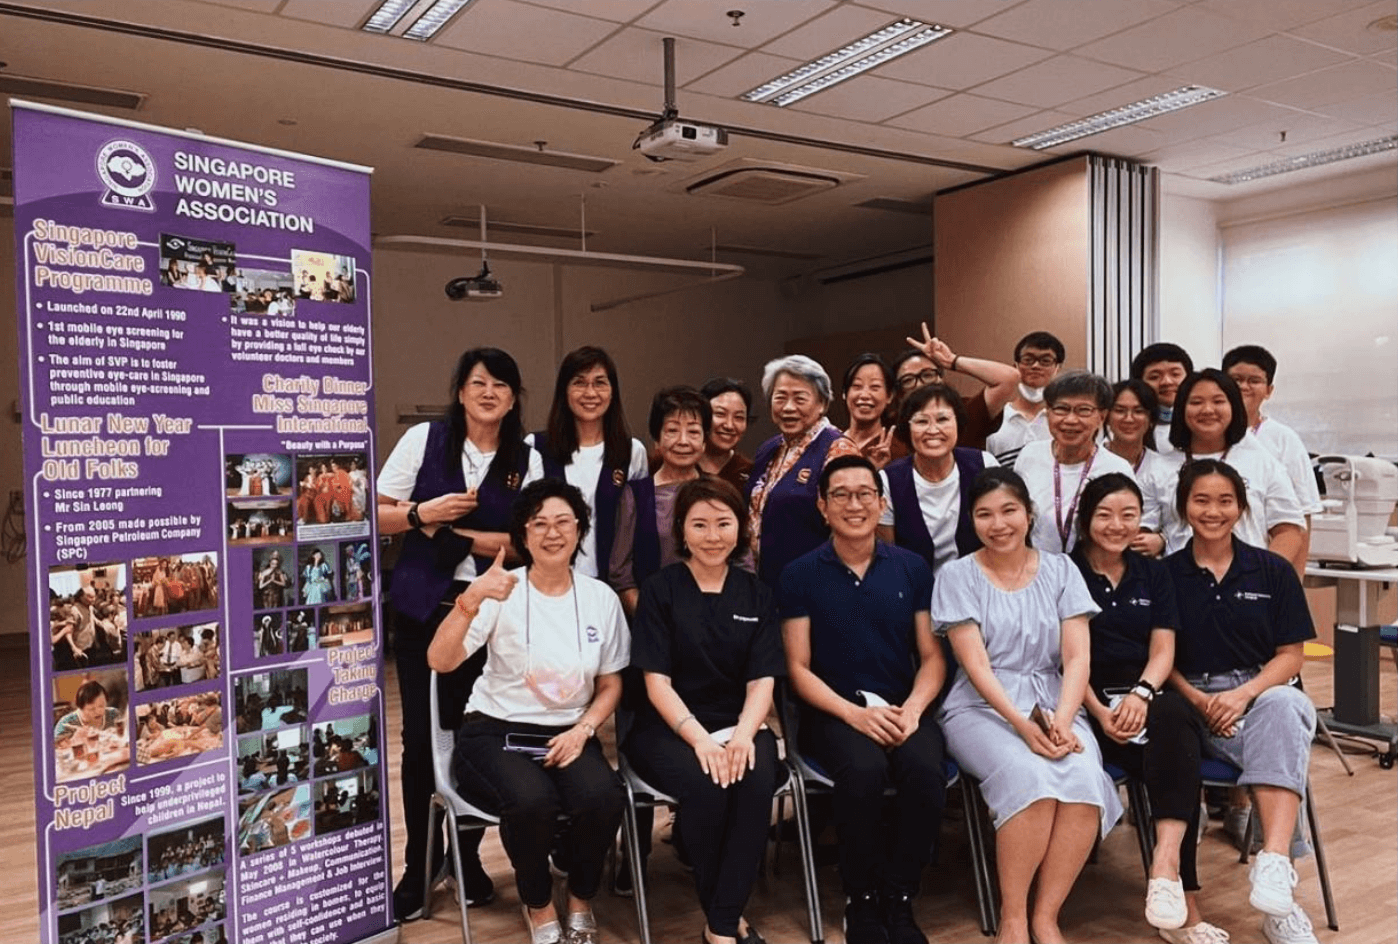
[880,890,928,944]
[843,892,888,944]
[736,920,768,944]
[455,856,495,907]
[612,857,635,897]
[393,876,426,924]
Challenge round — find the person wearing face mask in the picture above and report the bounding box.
[1013,371,1139,555]
[428,479,629,944]
[891,322,1020,455]
[840,353,897,470]
[986,332,1064,467]
[1131,344,1195,460]
[528,346,649,580]
[698,377,755,490]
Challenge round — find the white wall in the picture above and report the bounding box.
[1158,192,1221,367]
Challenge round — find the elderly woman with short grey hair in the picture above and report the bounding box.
[744,355,861,586]
[1012,370,1141,555]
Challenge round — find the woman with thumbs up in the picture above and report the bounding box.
[430,478,629,944]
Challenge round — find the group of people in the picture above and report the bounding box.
[58,915,144,944]
[150,884,225,941]
[228,455,286,496]
[297,267,355,303]
[297,457,369,525]
[51,585,127,671]
[380,333,1327,944]
[135,625,219,690]
[147,827,225,884]
[131,555,219,619]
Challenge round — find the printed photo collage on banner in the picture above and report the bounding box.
[15,100,390,944]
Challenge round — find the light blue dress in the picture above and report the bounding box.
[932,551,1123,835]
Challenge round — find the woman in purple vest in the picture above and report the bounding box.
[877,383,999,575]
[376,346,543,923]
[744,355,861,587]
[528,346,649,581]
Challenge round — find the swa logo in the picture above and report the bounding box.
[96,139,156,211]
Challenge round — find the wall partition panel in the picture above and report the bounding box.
[1088,156,1158,380]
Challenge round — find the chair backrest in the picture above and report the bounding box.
[428,670,487,817]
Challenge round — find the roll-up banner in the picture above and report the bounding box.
[11,100,398,944]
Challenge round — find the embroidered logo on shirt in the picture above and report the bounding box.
[1127,597,1151,607]
[732,614,759,623]
[797,468,811,484]
[1235,590,1270,601]
[586,625,600,643]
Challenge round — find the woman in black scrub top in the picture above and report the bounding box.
[1069,473,1206,940]
[623,477,785,944]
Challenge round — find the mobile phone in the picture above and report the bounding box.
[1104,691,1150,745]
[1028,704,1053,735]
[504,733,552,757]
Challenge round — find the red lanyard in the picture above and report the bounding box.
[1053,446,1096,548]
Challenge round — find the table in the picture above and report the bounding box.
[1304,563,1398,766]
[56,726,131,783]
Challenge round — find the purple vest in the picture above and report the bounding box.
[884,449,985,575]
[533,430,628,577]
[627,477,663,589]
[745,426,841,587]
[392,422,531,622]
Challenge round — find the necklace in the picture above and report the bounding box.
[1053,443,1097,548]
[523,569,586,708]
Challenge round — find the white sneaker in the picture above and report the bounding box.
[1145,877,1188,930]
[1263,904,1319,944]
[1249,850,1298,917]
[1159,921,1231,944]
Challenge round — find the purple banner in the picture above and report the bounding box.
[12,101,395,944]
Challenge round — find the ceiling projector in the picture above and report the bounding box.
[445,262,502,300]
[635,118,728,162]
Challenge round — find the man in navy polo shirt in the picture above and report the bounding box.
[782,455,948,944]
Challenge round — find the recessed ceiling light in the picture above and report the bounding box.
[361,0,418,34]
[1208,134,1398,184]
[1012,85,1227,150]
[741,18,952,107]
[404,0,474,40]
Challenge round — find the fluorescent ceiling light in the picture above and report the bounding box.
[362,0,418,34]
[742,18,952,107]
[404,0,474,40]
[1208,134,1398,184]
[1012,85,1227,150]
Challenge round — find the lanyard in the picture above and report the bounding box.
[1053,445,1097,548]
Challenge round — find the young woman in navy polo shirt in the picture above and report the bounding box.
[1069,473,1207,940]
[1165,459,1320,944]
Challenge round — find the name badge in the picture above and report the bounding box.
[732,614,759,623]
[1235,590,1271,602]
[796,468,811,484]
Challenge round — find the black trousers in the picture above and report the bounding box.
[1092,688,1205,891]
[391,597,486,885]
[801,709,947,897]
[453,715,625,908]
[624,725,780,937]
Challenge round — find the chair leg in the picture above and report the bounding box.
[422,799,441,921]
[1239,804,1253,865]
[772,794,786,875]
[790,774,825,944]
[960,778,998,938]
[1129,780,1155,878]
[444,808,473,944]
[1304,787,1339,931]
[621,785,652,944]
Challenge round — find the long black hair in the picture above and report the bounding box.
[1111,378,1160,452]
[544,345,633,470]
[1167,369,1248,452]
[444,347,526,486]
[1075,472,1144,545]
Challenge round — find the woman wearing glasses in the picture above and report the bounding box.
[1103,379,1170,556]
[891,321,1019,453]
[429,478,629,944]
[1012,371,1139,555]
[528,346,649,580]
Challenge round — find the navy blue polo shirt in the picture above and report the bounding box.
[779,540,933,705]
[1165,537,1314,676]
[1071,547,1179,690]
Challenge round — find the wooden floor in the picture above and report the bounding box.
[3,636,1395,944]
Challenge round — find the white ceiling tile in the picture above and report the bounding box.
[1248,59,1398,110]
[514,0,662,22]
[1068,123,1168,156]
[1288,0,1398,55]
[968,109,1076,144]
[1177,151,1286,180]
[1076,6,1270,72]
[970,55,1145,108]
[568,27,744,84]
[1164,35,1356,92]
[787,74,953,121]
[1193,0,1376,33]
[870,31,1054,89]
[685,52,803,98]
[1141,139,1258,172]
[1313,88,1398,124]
[972,0,1180,51]
[886,93,1039,137]
[637,0,836,48]
[762,4,903,61]
[195,0,283,12]
[434,0,619,65]
[1209,112,1364,151]
[1371,48,1398,65]
[1134,94,1308,142]
[854,0,1034,29]
[279,0,379,28]
[1271,126,1398,156]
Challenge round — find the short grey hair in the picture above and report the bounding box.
[1045,370,1113,410]
[761,355,832,404]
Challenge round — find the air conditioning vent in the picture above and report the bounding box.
[686,168,839,204]
[856,196,933,216]
[0,75,145,110]
[415,134,617,172]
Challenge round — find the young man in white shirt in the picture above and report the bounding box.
[1130,343,1194,460]
[986,331,1063,466]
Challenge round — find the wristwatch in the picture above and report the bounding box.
[406,503,422,529]
[1130,680,1156,703]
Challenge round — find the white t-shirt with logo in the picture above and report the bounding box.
[464,569,630,726]
[1159,435,1305,552]
[1014,440,1137,554]
[879,452,1000,570]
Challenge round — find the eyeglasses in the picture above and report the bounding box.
[569,377,612,391]
[1110,406,1150,419]
[897,368,942,390]
[909,414,955,430]
[526,516,578,537]
[1227,373,1268,388]
[1049,404,1102,419]
[1018,354,1060,368]
[826,488,880,505]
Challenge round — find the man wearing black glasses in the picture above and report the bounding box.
[987,331,1064,467]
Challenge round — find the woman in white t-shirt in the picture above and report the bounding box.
[1158,369,1305,570]
[527,346,648,580]
[1104,379,1172,556]
[428,478,629,944]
